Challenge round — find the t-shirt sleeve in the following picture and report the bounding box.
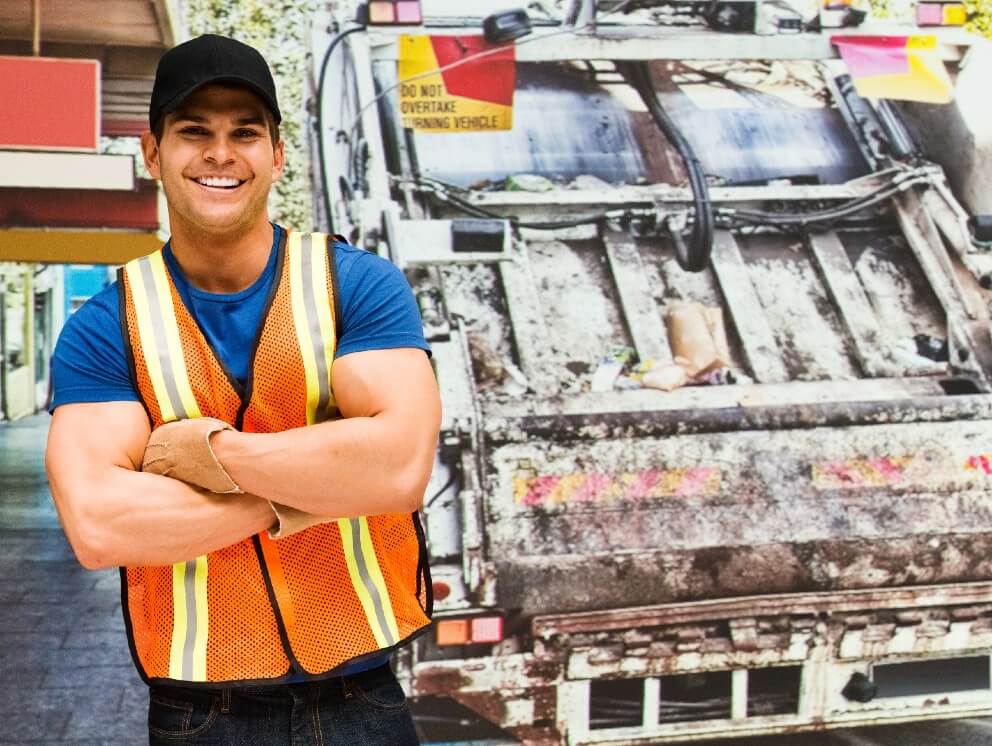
[334,247,431,359]
[49,283,140,411]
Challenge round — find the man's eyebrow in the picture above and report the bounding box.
[169,114,265,126]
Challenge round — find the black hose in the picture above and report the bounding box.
[315,24,366,234]
[423,180,614,229]
[424,473,456,510]
[725,177,925,226]
[620,62,714,272]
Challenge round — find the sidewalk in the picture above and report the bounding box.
[0,414,146,744]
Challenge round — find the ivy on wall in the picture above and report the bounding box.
[182,0,323,230]
[963,0,992,36]
[867,0,991,34]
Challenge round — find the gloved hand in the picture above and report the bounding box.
[142,417,332,540]
[267,503,334,540]
[141,417,244,494]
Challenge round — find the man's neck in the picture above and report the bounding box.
[168,219,274,294]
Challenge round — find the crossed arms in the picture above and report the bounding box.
[45,348,441,569]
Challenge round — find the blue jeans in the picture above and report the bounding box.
[147,664,419,745]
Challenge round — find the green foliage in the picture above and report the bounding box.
[869,0,992,35]
[965,0,992,36]
[182,0,322,230]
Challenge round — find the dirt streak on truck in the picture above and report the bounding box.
[308,1,992,742]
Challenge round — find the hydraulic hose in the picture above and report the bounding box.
[315,24,366,234]
[620,62,714,272]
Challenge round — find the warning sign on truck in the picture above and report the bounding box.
[398,35,515,133]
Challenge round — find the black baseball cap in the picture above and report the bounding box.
[149,34,281,131]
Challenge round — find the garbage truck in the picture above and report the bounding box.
[307,1,992,742]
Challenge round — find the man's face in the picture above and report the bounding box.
[141,84,285,237]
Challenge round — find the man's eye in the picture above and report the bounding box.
[236,129,261,138]
[180,127,207,136]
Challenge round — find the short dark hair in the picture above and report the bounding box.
[151,84,281,146]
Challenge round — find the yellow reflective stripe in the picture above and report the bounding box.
[129,252,209,681]
[308,233,337,416]
[358,517,400,643]
[288,232,321,425]
[191,555,209,681]
[124,259,175,422]
[338,518,391,648]
[147,252,202,419]
[168,561,187,678]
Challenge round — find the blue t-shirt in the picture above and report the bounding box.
[51,225,431,407]
[50,224,430,679]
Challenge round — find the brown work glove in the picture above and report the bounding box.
[142,417,330,539]
[267,503,333,540]
[142,417,244,494]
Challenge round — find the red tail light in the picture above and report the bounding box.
[432,580,451,602]
[470,616,503,644]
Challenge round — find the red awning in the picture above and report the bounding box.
[0,179,158,230]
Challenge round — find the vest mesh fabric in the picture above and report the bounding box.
[120,236,431,685]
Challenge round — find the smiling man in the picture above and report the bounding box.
[44,35,439,744]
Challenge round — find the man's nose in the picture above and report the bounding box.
[203,136,235,164]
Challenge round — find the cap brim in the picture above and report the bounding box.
[157,75,282,126]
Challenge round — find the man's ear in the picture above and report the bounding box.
[272,138,285,182]
[140,130,162,179]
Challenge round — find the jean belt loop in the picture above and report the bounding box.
[221,688,232,714]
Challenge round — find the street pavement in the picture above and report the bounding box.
[3,413,992,745]
[0,413,146,744]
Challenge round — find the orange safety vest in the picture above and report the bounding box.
[117,230,432,686]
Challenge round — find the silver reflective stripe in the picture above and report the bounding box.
[137,258,188,420]
[299,234,333,423]
[349,519,396,646]
[181,559,198,680]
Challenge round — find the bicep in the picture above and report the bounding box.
[332,349,440,432]
[46,401,151,489]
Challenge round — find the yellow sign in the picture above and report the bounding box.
[398,35,515,133]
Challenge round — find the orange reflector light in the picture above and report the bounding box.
[471,616,504,644]
[367,0,422,25]
[435,615,505,646]
[435,619,469,646]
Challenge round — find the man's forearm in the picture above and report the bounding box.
[212,414,433,518]
[52,466,274,569]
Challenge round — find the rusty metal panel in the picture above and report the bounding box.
[483,420,992,614]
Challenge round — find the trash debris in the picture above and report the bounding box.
[614,375,643,390]
[590,359,624,392]
[666,302,732,378]
[590,345,635,392]
[628,359,657,382]
[914,334,949,362]
[504,361,530,393]
[894,338,948,370]
[627,345,749,392]
[696,367,753,386]
[568,174,612,191]
[696,367,736,386]
[641,362,690,392]
[505,174,555,192]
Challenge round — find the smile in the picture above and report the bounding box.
[193,176,247,189]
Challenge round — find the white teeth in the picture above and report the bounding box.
[196,176,241,188]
